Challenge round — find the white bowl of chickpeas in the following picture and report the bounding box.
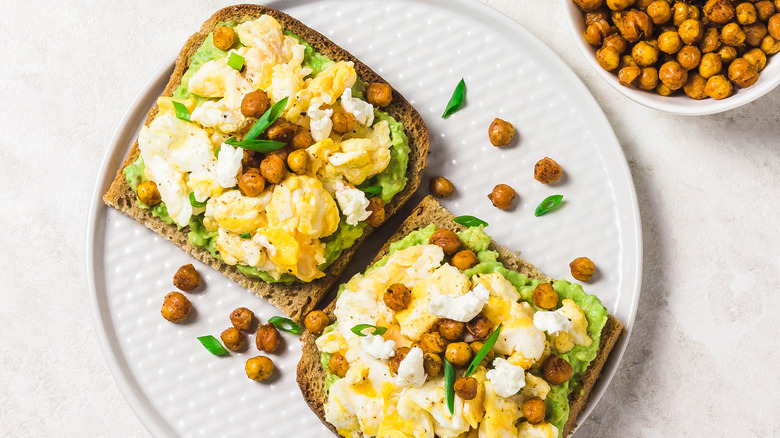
[564,0,780,115]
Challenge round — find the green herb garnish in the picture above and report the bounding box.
[239,232,251,239]
[245,96,289,140]
[350,324,388,337]
[197,335,229,356]
[189,193,207,208]
[453,215,488,228]
[442,78,466,118]
[534,195,564,217]
[172,101,191,122]
[268,316,303,334]
[465,323,502,377]
[224,137,286,153]
[227,52,245,71]
[444,358,455,414]
[360,185,383,197]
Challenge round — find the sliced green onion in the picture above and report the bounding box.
[189,193,207,208]
[268,316,303,334]
[197,335,229,356]
[465,323,502,377]
[360,185,382,197]
[245,96,289,140]
[534,195,564,217]
[442,78,466,118]
[224,137,286,153]
[444,358,455,414]
[453,215,488,228]
[239,232,251,239]
[172,101,190,122]
[214,145,221,157]
[350,324,387,337]
[227,52,245,71]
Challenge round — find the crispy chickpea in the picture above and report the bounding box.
[647,0,672,24]
[366,82,393,107]
[638,66,659,90]
[266,120,296,144]
[704,0,735,24]
[745,22,768,47]
[242,149,261,169]
[423,352,443,377]
[523,397,547,424]
[269,146,291,164]
[636,0,655,11]
[238,168,266,196]
[618,65,642,86]
[240,90,270,118]
[137,181,161,206]
[717,46,738,65]
[617,10,653,42]
[632,40,660,66]
[467,313,493,341]
[683,73,709,99]
[384,283,412,312]
[304,310,330,335]
[420,332,446,354]
[603,33,629,54]
[533,282,560,309]
[607,0,635,11]
[286,149,308,174]
[328,352,349,378]
[677,45,702,69]
[728,58,760,87]
[699,27,722,53]
[574,0,604,12]
[721,23,747,46]
[439,319,466,341]
[212,26,236,51]
[657,31,683,54]
[488,184,516,210]
[429,176,455,198]
[256,323,281,353]
[672,2,693,26]
[737,3,758,25]
[755,1,776,21]
[445,342,473,367]
[584,19,612,46]
[596,45,620,71]
[655,82,674,96]
[705,74,733,99]
[365,197,386,228]
[161,292,191,323]
[761,34,780,54]
[230,307,254,331]
[678,19,703,45]
[332,111,356,135]
[454,377,479,400]
[743,47,768,70]
[570,257,597,282]
[260,154,285,184]
[620,54,638,69]
[534,157,563,184]
[221,327,245,351]
[429,229,461,255]
[544,355,574,385]
[488,118,515,146]
[585,9,610,25]
[469,341,495,365]
[451,250,479,271]
[699,52,723,78]
[659,61,688,90]
[245,356,274,381]
[291,129,314,150]
[173,264,201,292]
[770,13,780,39]
[390,347,410,375]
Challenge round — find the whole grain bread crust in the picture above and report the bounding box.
[297,196,624,437]
[102,5,429,322]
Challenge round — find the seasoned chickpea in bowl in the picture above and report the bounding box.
[564,0,780,114]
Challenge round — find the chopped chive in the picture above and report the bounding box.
[444,358,455,414]
[224,137,286,153]
[535,195,564,217]
[453,215,488,228]
[465,323,502,377]
[197,335,229,356]
[360,185,383,197]
[442,78,466,118]
[350,324,388,337]
[245,97,289,140]
[172,101,190,122]
[227,52,245,71]
[189,193,207,208]
[239,232,251,239]
[268,316,303,334]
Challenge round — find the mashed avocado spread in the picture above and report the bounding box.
[320,225,608,437]
[125,22,410,283]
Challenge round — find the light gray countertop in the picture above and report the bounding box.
[1,0,778,436]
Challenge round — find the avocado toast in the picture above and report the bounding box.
[103,5,429,322]
[297,196,623,437]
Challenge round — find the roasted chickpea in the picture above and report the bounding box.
[429,176,455,198]
[230,307,254,331]
[238,168,266,196]
[423,352,443,377]
[454,377,479,400]
[570,257,597,282]
[488,184,516,210]
[585,9,610,25]
[221,327,245,351]
[365,197,386,227]
[617,10,653,42]
[212,26,236,51]
[534,157,563,184]
[678,19,703,45]
[659,60,688,90]
[603,33,629,54]
[705,74,733,98]
[596,45,621,70]
[240,90,270,118]
[699,27,722,53]
[636,0,655,11]
[677,45,702,69]
[242,149,262,169]
[256,323,281,353]
[575,0,604,12]
[717,46,738,65]
[420,332,446,354]
[638,66,659,90]
[533,282,560,309]
[523,397,547,424]
[429,229,461,255]
[384,283,412,312]
[366,82,393,107]
[328,352,349,378]
[286,149,309,174]
[304,310,330,335]
[607,0,635,11]
[618,65,642,86]
[728,58,760,87]
[770,13,780,39]
[245,356,274,381]
[467,313,493,341]
[488,118,515,146]
[389,347,410,375]
[620,54,639,68]
[451,250,479,271]
[332,111,356,135]
[699,52,723,78]
[439,319,466,341]
[761,34,780,54]
[755,1,776,21]
[743,47,768,70]
[721,23,747,46]
[291,129,314,150]
[137,181,161,206]
[260,154,285,184]
[647,0,672,24]
[745,22,768,47]
[445,342,473,367]
[469,341,495,365]
[544,355,574,385]
[161,292,191,323]
[672,2,693,26]
[657,31,683,53]
[630,40,659,66]
[655,82,674,96]
[173,264,201,292]
[683,73,709,99]
[704,0,735,24]
[737,3,758,25]
[584,19,612,46]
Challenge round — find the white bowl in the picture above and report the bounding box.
[563,0,780,115]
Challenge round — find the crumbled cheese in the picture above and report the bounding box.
[429,283,490,322]
[486,357,526,398]
[533,310,574,335]
[216,144,243,188]
[334,183,371,226]
[360,334,396,360]
[253,233,277,257]
[308,99,333,141]
[340,88,374,126]
[395,346,425,388]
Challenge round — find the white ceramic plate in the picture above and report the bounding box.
[87,0,642,436]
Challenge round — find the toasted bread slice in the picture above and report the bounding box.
[297,196,624,436]
[102,5,429,322]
